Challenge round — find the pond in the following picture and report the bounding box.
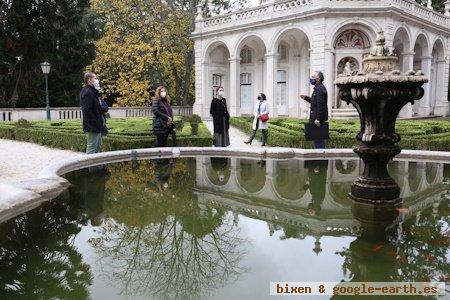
[0,156,449,299]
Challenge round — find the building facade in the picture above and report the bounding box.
[191,0,450,119]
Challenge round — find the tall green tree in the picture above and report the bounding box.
[89,0,236,107]
[0,0,95,108]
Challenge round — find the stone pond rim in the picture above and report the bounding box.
[334,29,429,206]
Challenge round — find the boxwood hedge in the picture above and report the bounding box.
[231,117,450,151]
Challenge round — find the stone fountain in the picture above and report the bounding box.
[334,30,428,206]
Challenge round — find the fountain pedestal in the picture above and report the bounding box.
[335,30,428,205]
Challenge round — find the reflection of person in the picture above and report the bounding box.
[210,87,230,147]
[299,71,329,149]
[153,158,175,191]
[81,168,109,226]
[152,85,175,147]
[244,93,269,146]
[305,160,328,216]
[210,157,230,183]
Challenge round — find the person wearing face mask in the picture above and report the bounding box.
[244,93,269,146]
[300,71,329,149]
[210,86,230,147]
[152,85,175,147]
[93,81,109,135]
[80,72,107,154]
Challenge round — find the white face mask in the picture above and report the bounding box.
[93,79,101,91]
[218,90,224,97]
[160,91,167,98]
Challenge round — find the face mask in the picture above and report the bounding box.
[309,78,317,86]
[218,90,224,97]
[93,79,100,90]
[160,91,167,98]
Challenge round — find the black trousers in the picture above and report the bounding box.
[249,119,268,145]
[155,133,168,147]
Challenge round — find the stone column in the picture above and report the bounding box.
[323,45,334,118]
[418,56,432,116]
[291,54,301,117]
[265,53,278,117]
[399,52,415,118]
[228,57,240,116]
[194,61,208,117]
[433,58,449,116]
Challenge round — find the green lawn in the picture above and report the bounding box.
[231,117,450,151]
[0,117,212,151]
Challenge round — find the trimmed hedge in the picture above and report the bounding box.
[231,117,450,151]
[0,118,213,151]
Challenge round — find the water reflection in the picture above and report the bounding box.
[0,157,447,299]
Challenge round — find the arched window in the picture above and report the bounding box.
[240,73,252,110]
[212,74,222,98]
[240,47,252,64]
[277,70,287,111]
[278,43,288,61]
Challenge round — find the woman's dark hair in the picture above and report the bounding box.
[259,93,266,100]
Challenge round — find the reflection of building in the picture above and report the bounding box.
[195,157,447,252]
[192,1,450,118]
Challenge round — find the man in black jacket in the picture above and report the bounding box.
[80,72,106,154]
[300,71,329,149]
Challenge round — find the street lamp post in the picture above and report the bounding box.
[40,62,51,120]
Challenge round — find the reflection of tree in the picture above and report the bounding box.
[336,195,450,283]
[0,196,92,299]
[90,158,247,299]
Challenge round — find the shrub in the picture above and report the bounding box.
[230,117,450,151]
[0,118,213,151]
[16,118,32,127]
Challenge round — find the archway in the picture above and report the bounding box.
[274,160,308,200]
[271,28,310,117]
[204,42,231,117]
[430,39,445,115]
[392,27,411,72]
[237,159,266,194]
[332,27,373,109]
[412,34,430,115]
[234,35,267,115]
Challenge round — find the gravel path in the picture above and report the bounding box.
[0,139,81,184]
[203,120,262,147]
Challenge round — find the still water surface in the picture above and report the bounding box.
[0,157,449,300]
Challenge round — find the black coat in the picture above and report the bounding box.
[152,98,171,135]
[305,84,328,123]
[80,86,105,133]
[210,97,230,134]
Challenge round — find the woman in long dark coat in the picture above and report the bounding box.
[210,86,230,147]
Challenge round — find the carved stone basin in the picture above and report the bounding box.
[334,30,428,205]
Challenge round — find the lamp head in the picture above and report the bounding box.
[40,61,51,75]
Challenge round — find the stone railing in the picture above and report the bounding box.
[196,0,449,31]
[0,106,193,122]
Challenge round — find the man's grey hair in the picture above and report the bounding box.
[83,72,96,85]
[316,71,324,83]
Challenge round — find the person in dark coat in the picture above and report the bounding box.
[80,72,107,154]
[152,85,174,147]
[304,160,328,216]
[300,71,329,149]
[210,86,230,147]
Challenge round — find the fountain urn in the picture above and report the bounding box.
[334,30,428,205]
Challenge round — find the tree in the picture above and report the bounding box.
[89,0,237,107]
[0,0,95,108]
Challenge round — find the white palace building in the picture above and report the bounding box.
[191,0,450,119]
